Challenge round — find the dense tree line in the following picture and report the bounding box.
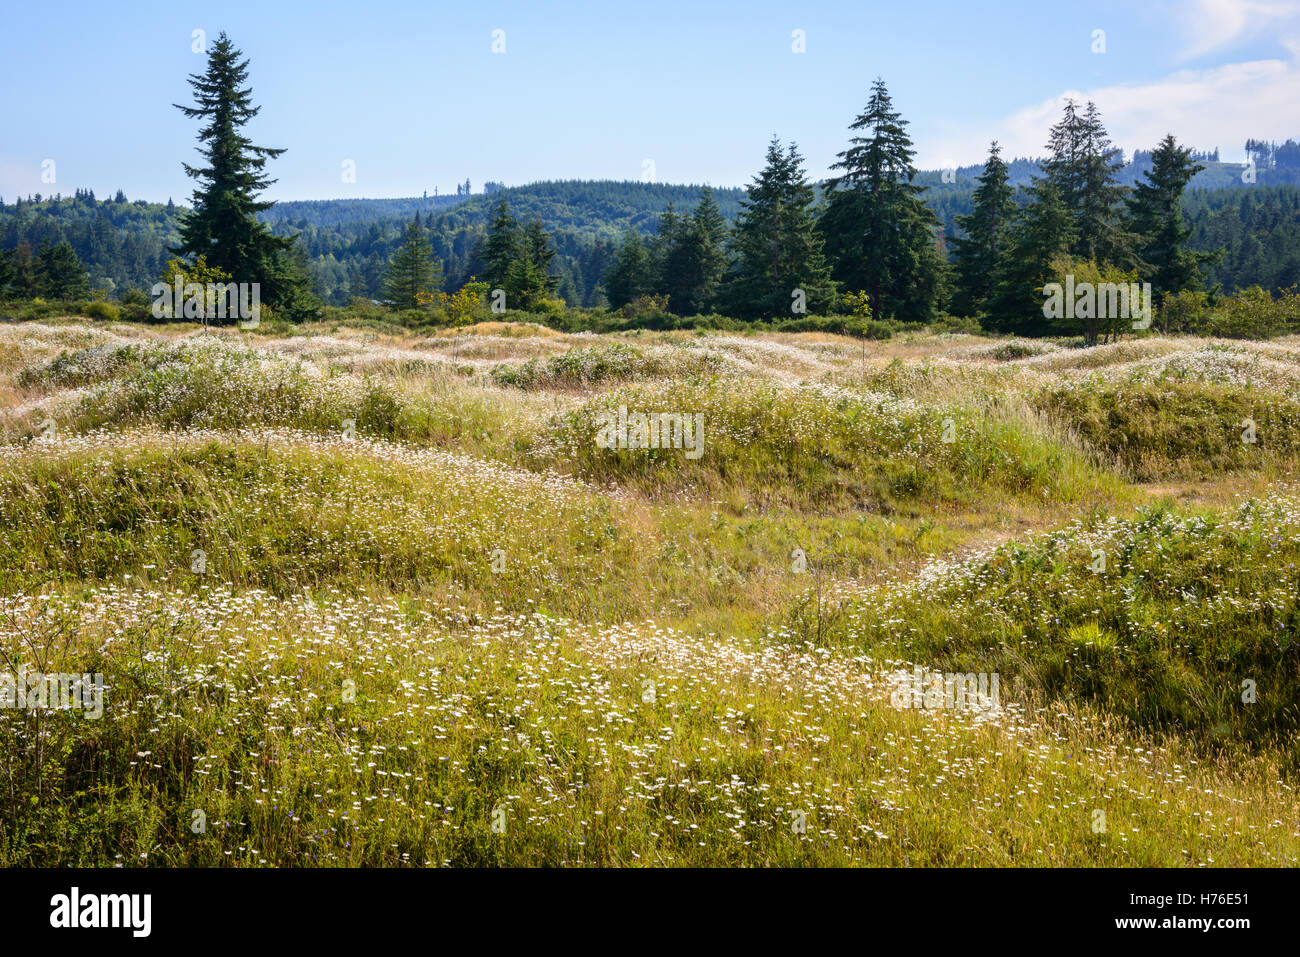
[603,82,947,321]
[955,102,1222,337]
[0,191,175,295]
[1184,186,1300,293]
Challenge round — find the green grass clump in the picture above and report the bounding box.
[489,344,719,390]
[18,341,151,389]
[0,439,645,616]
[529,378,1118,513]
[796,494,1300,764]
[1033,377,1300,479]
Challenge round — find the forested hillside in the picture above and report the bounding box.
[260,181,747,305]
[2,151,1297,308]
[0,190,177,298]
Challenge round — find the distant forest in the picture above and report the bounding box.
[2,142,1299,308]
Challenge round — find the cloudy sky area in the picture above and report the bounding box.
[1,0,1297,200]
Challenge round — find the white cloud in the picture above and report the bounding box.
[922,54,1300,166]
[1181,0,1300,59]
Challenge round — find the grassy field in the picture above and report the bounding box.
[1,317,1298,866]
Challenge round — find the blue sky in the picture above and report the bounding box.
[2,0,1299,201]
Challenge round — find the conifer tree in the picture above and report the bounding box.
[660,188,728,314]
[604,232,654,309]
[986,179,1076,333]
[951,141,1014,316]
[1043,100,1136,268]
[0,247,14,297]
[820,79,947,320]
[1126,134,1215,297]
[650,204,683,292]
[36,241,90,299]
[382,215,441,309]
[729,137,836,319]
[11,241,37,297]
[172,32,314,318]
[506,219,558,310]
[480,196,521,293]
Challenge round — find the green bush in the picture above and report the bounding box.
[1159,286,1300,339]
[82,301,120,322]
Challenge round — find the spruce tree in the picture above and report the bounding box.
[820,79,947,320]
[382,215,441,310]
[172,32,313,318]
[986,179,1076,334]
[480,196,521,294]
[0,247,13,297]
[660,188,728,314]
[651,204,683,295]
[729,138,836,319]
[11,241,37,297]
[1044,100,1136,268]
[506,219,557,310]
[1125,134,1215,297]
[1043,101,1086,214]
[951,141,1014,316]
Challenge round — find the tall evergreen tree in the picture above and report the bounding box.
[986,179,1076,333]
[660,188,728,314]
[480,196,521,293]
[1044,100,1135,268]
[951,141,1014,316]
[1126,134,1216,297]
[650,204,683,291]
[382,215,442,309]
[729,138,836,319]
[1043,100,1086,213]
[506,219,558,310]
[172,32,313,317]
[0,246,14,297]
[820,78,947,320]
[11,241,38,297]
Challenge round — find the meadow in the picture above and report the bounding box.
[1,316,1298,866]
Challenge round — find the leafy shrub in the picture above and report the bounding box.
[982,339,1056,361]
[621,294,670,320]
[926,313,984,335]
[82,301,119,322]
[1159,286,1300,339]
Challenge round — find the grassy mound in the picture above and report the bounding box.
[528,378,1119,513]
[791,493,1300,763]
[2,587,1295,866]
[489,344,721,389]
[1034,378,1300,479]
